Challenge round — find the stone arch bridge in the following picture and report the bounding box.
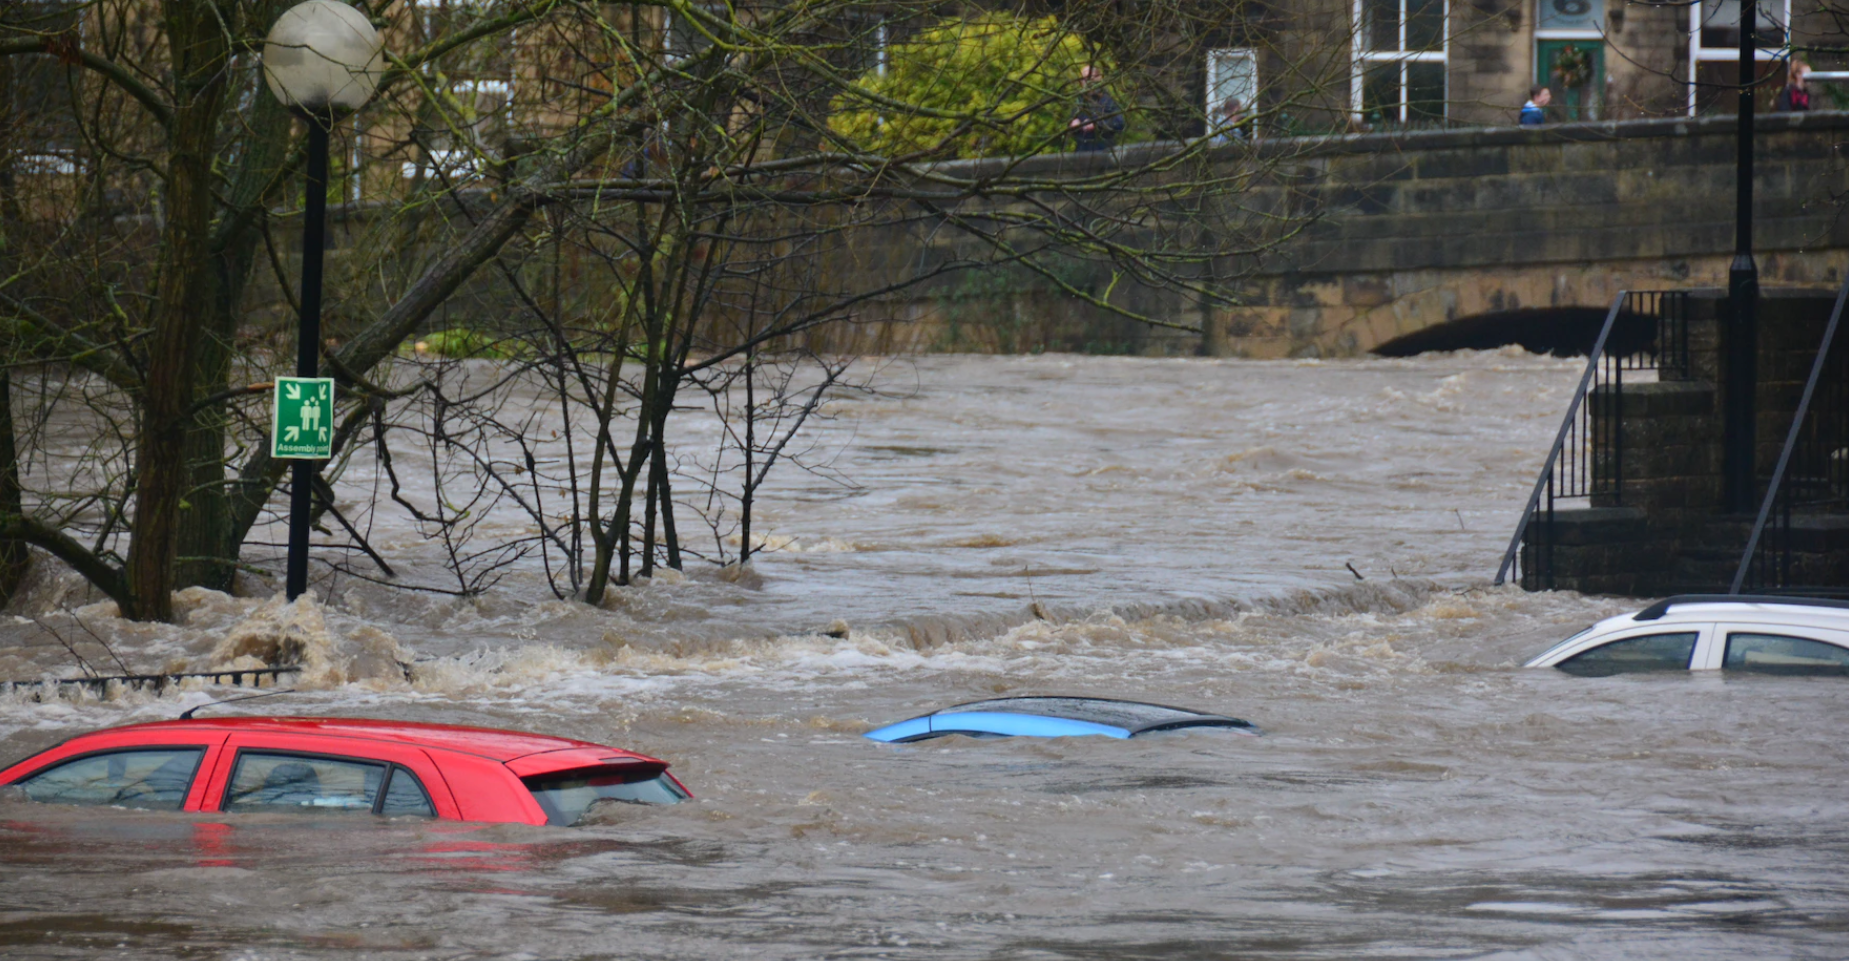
[840,112,1849,357]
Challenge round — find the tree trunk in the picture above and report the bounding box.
[174,296,236,591]
[653,435,680,570]
[639,450,657,578]
[0,57,29,605]
[0,370,30,605]
[179,56,295,593]
[740,348,755,565]
[125,0,233,622]
[652,384,681,570]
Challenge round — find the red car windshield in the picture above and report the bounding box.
[522,764,687,826]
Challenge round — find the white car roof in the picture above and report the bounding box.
[1627,595,1849,629]
[1528,595,1849,668]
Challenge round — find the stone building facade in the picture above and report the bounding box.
[7,0,1841,193]
[1293,0,1844,130]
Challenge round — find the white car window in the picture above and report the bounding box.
[1557,632,1699,676]
[1723,633,1849,676]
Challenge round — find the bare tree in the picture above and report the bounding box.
[2,0,1358,618]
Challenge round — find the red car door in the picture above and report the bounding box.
[199,732,460,819]
[0,728,230,813]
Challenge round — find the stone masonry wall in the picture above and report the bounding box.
[301,113,1849,361]
[820,111,1849,358]
[1525,291,1849,596]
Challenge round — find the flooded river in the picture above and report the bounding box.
[2,352,1846,959]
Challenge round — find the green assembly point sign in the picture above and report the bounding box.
[271,376,335,460]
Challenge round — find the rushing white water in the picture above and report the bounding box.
[2,351,1845,960]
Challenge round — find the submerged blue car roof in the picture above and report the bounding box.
[864,696,1259,742]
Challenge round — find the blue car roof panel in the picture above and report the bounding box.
[927,712,1130,740]
[862,716,934,743]
[863,697,1258,742]
[937,697,1253,735]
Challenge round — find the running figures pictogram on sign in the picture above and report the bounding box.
[271,377,335,459]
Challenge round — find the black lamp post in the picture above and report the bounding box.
[1725,0,1760,514]
[261,0,383,599]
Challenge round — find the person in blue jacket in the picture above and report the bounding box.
[1520,85,1551,126]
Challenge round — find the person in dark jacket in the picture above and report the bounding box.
[1069,65,1126,151]
[1520,85,1550,125]
[1776,61,1812,112]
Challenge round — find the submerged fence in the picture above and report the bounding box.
[1,666,299,701]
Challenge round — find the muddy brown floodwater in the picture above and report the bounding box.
[1,352,1846,959]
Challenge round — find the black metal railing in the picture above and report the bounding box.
[1495,290,1692,589]
[1733,273,1849,594]
[1,666,299,701]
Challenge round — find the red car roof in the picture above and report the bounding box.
[84,717,635,763]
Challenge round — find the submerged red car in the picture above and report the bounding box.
[0,717,689,826]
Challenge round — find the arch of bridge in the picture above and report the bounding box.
[1200,112,1849,358]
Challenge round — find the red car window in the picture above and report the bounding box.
[224,752,387,814]
[202,734,458,819]
[523,765,689,826]
[16,747,204,810]
[379,766,436,817]
[2,731,229,812]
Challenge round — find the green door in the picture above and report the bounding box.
[1536,40,1604,122]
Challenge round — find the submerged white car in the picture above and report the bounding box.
[1526,595,1849,677]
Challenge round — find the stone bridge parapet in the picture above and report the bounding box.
[1222,111,1849,357]
[833,112,1849,357]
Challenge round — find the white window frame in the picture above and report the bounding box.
[19,153,79,175]
[401,148,487,181]
[1687,0,1792,115]
[664,6,729,65]
[350,118,364,203]
[1205,47,1259,126]
[1352,0,1449,123]
[1534,0,1605,39]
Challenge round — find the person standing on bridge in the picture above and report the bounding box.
[1520,86,1550,126]
[1210,97,1250,145]
[1776,60,1812,112]
[1070,65,1126,152]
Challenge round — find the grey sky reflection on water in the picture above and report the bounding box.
[0,353,1847,958]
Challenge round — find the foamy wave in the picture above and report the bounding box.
[208,594,414,690]
[723,533,864,553]
[0,572,1593,729]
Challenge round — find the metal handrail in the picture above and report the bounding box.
[1,666,300,698]
[1730,270,1849,593]
[1494,291,1628,586]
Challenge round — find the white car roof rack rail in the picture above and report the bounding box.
[1633,594,1849,621]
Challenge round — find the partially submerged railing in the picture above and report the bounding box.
[1,666,299,701]
[1495,290,1692,589]
[1732,272,1849,594]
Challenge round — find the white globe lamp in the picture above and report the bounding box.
[262,0,384,115]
